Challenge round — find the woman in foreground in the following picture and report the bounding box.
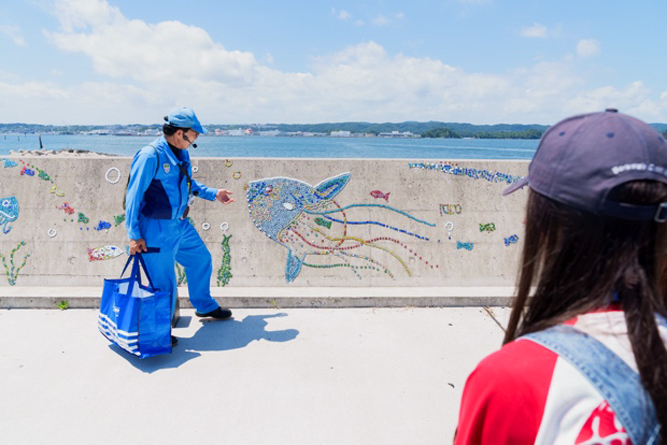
[455,109,667,444]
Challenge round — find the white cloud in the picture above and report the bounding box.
[576,39,600,58]
[0,0,661,125]
[373,15,390,26]
[0,25,27,46]
[336,9,352,21]
[520,23,548,39]
[45,0,259,85]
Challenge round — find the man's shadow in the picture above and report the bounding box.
[112,313,299,373]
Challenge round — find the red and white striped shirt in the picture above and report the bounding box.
[455,309,667,444]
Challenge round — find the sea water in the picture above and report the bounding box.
[0,133,538,159]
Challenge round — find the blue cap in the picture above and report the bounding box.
[166,107,208,134]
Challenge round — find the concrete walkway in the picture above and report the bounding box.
[0,306,509,445]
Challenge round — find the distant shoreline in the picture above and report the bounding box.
[1,120,552,140]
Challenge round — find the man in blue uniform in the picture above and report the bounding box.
[125,107,234,346]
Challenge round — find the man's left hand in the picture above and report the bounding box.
[216,189,235,204]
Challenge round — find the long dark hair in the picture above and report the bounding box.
[504,181,667,440]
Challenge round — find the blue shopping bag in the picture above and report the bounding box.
[98,253,172,358]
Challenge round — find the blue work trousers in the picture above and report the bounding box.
[138,217,220,315]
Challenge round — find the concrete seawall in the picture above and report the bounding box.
[0,154,529,307]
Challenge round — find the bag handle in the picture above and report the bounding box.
[119,250,161,291]
[133,253,157,290]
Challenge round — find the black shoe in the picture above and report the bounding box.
[171,335,179,346]
[195,307,233,320]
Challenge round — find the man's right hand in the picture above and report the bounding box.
[129,238,147,255]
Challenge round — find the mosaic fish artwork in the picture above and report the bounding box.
[456,242,474,251]
[114,214,126,226]
[314,217,332,229]
[370,190,390,202]
[88,245,124,261]
[94,220,112,231]
[20,166,35,176]
[479,223,496,232]
[504,234,520,246]
[3,159,17,168]
[58,202,75,215]
[0,197,19,234]
[246,173,436,283]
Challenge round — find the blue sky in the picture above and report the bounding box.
[0,0,666,125]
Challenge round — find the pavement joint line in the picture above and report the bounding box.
[482,306,507,333]
[0,286,516,309]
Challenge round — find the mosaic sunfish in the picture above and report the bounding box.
[246,173,350,282]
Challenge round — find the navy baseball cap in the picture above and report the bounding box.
[503,109,667,222]
[166,107,208,134]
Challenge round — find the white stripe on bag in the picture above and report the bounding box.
[98,314,139,338]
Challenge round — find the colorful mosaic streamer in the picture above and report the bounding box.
[409,162,524,185]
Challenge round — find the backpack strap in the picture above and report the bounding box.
[123,144,159,210]
[521,319,664,445]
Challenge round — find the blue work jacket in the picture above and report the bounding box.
[125,136,217,240]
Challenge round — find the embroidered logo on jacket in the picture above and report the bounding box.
[163,163,171,174]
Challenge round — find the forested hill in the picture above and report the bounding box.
[2,120,666,139]
[273,121,550,137]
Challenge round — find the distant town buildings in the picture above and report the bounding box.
[330,130,352,137]
[378,131,419,138]
[0,124,423,138]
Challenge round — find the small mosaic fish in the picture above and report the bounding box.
[20,166,35,176]
[94,220,112,231]
[87,245,124,261]
[504,234,519,246]
[3,159,17,168]
[37,169,50,181]
[0,197,19,234]
[314,217,332,229]
[456,241,474,251]
[58,202,75,215]
[370,190,390,202]
[49,185,65,197]
[479,223,496,232]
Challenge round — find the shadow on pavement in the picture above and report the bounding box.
[112,313,299,373]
